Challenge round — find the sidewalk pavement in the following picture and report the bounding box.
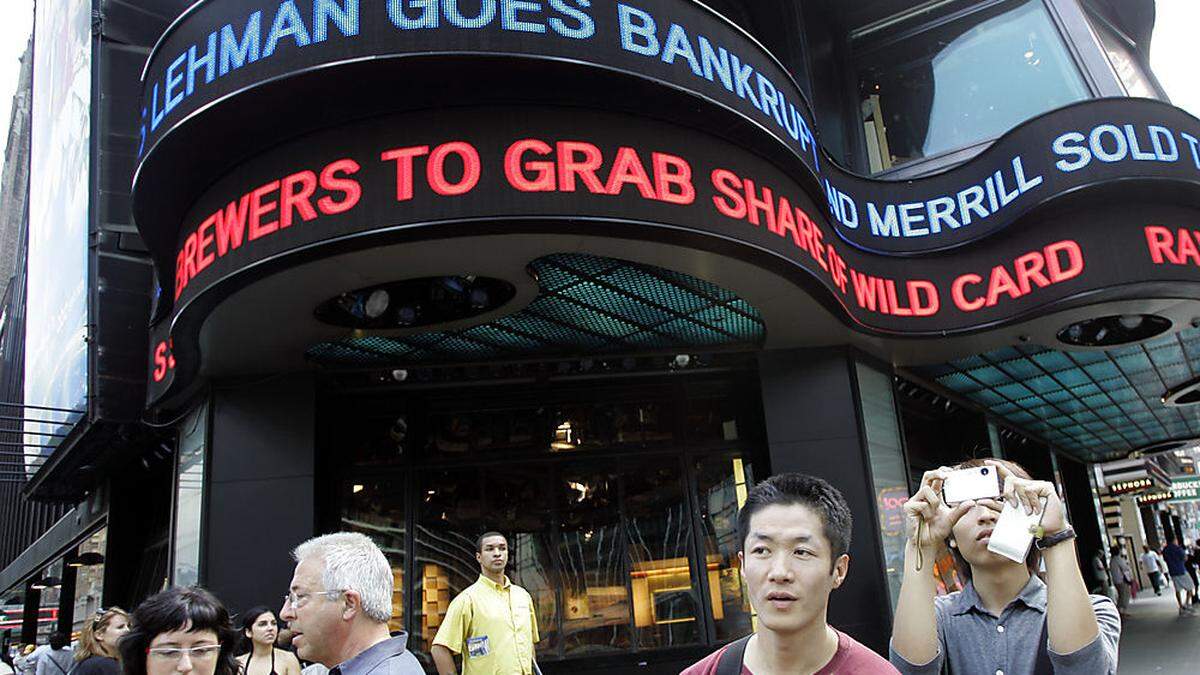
[1117,585,1200,673]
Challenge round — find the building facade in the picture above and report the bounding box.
[4,0,1200,673]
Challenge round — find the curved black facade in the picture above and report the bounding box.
[133,0,1200,407]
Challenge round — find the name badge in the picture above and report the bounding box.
[466,636,490,658]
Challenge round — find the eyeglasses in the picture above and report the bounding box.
[145,645,222,662]
[282,589,345,609]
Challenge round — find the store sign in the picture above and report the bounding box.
[1169,476,1200,503]
[137,0,1200,259]
[144,106,1200,403]
[1136,490,1173,506]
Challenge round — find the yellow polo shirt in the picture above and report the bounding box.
[432,574,539,675]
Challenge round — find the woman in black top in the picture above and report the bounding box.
[234,608,299,675]
[71,609,129,675]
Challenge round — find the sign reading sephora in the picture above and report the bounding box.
[138,0,1200,259]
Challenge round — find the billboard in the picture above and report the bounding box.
[24,0,92,470]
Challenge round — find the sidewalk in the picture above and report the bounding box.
[1117,586,1200,673]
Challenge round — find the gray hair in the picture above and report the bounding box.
[293,532,392,623]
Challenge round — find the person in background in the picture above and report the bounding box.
[273,628,294,655]
[891,459,1120,675]
[16,643,44,675]
[682,473,898,674]
[1140,546,1164,595]
[71,608,130,675]
[1188,540,1200,604]
[0,644,14,675]
[1108,545,1133,618]
[117,587,239,675]
[279,532,421,675]
[34,633,71,675]
[431,532,540,675]
[1161,536,1196,615]
[236,608,301,675]
[1089,549,1111,597]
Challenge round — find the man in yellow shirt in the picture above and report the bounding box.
[432,532,539,675]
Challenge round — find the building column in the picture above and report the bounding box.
[1118,497,1149,584]
[757,347,892,654]
[19,580,38,644]
[55,563,76,634]
[204,374,316,615]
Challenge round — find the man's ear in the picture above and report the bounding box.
[342,590,362,621]
[831,554,850,589]
[475,551,483,566]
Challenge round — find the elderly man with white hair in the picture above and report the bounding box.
[280,532,421,675]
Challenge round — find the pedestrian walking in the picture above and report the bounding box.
[1110,544,1133,617]
[117,586,239,675]
[891,459,1119,675]
[235,608,300,675]
[1141,546,1165,595]
[34,633,71,675]
[431,532,545,675]
[71,608,130,675]
[280,532,421,675]
[1162,536,1197,615]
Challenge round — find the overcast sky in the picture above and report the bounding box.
[0,0,1193,159]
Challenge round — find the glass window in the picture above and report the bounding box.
[624,458,701,649]
[856,0,1089,171]
[173,403,207,587]
[551,401,674,453]
[1087,14,1158,98]
[341,479,405,634]
[35,560,63,643]
[557,465,630,655]
[488,465,558,657]
[412,468,481,658]
[347,412,409,466]
[685,397,741,443]
[71,528,107,633]
[693,454,754,641]
[425,406,546,458]
[854,364,909,612]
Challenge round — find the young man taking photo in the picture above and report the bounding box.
[891,458,1121,674]
[682,473,897,675]
[431,532,539,675]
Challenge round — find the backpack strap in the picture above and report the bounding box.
[715,635,752,675]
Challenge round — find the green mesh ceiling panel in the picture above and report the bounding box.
[307,253,765,367]
[913,327,1200,462]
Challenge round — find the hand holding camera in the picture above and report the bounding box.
[902,466,986,550]
[984,459,1068,535]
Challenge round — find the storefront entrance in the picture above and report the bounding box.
[318,369,766,673]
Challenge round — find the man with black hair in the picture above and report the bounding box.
[891,458,1120,674]
[33,634,70,675]
[1162,535,1196,614]
[431,532,539,675]
[682,473,897,674]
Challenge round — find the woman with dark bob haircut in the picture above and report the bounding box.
[118,587,240,675]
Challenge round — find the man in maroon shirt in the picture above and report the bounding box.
[681,473,897,675]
